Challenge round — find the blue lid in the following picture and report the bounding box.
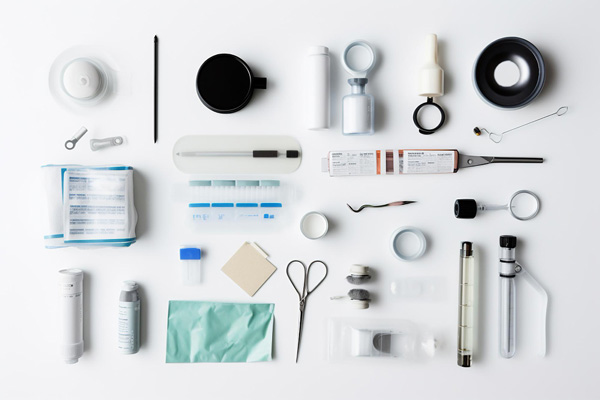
[180,247,201,260]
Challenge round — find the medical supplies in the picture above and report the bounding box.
[49,47,119,109]
[173,135,302,174]
[186,180,285,229]
[341,41,377,135]
[118,281,141,355]
[166,301,274,363]
[306,46,331,130]
[330,289,371,309]
[221,242,277,297]
[154,35,159,143]
[474,37,545,109]
[286,260,328,362]
[42,165,137,248]
[454,190,541,221]
[498,236,548,358]
[414,34,446,135]
[474,106,568,143]
[346,264,371,285]
[90,136,124,151]
[58,269,84,364]
[390,277,446,301]
[65,126,88,150]
[196,54,267,113]
[322,149,543,176]
[347,200,415,213]
[390,227,427,261]
[457,242,475,368]
[180,247,202,285]
[300,211,329,239]
[327,318,437,361]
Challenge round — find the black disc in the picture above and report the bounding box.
[196,54,255,113]
[473,37,545,109]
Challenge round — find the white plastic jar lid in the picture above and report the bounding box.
[390,226,427,261]
[61,58,106,100]
[300,211,329,240]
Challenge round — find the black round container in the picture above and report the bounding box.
[196,54,267,113]
[473,37,545,109]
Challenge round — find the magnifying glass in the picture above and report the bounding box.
[341,40,377,136]
[454,190,540,221]
[342,41,377,78]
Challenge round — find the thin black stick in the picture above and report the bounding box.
[154,35,158,143]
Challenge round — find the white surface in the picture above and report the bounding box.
[0,1,599,399]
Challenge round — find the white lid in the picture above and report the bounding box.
[300,211,329,239]
[349,299,370,309]
[308,46,329,55]
[62,59,103,100]
[122,280,138,291]
[390,226,427,261]
[58,269,83,283]
[350,264,369,275]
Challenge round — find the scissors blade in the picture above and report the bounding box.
[295,303,305,363]
[458,155,493,168]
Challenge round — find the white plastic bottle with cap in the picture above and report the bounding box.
[342,78,374,135]
[306,46,330,130]
[58,269,84,364]
[118,281,140,354]
[418,34,444,98]
[180,247,202,284]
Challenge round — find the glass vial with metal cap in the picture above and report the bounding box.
[118,281,140,354]
[342,78,374,135]
[457,241,475,367]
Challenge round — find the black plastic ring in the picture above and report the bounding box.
[413,97,446,135]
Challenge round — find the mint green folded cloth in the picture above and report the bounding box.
[166,301,274,363]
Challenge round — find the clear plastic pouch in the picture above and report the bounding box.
[327,318,437,362]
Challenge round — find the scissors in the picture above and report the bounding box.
[286,259,328,363]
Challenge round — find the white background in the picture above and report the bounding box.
[1,1,598,399]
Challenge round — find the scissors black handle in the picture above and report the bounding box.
[488,156,544,164]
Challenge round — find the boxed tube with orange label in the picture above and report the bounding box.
[323,149,459,176]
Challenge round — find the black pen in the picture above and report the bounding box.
[154,35,158,144]
[176,150,300,158]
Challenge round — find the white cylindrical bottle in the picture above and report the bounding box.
[58,269,84,364]
[118,281,140,355]
[306,46,330,130]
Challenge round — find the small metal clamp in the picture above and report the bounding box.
[65,126,88,150]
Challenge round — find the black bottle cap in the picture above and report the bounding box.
[500,235,517,248]
[454,199,477,219]
[348,77,368,85]
[196,54,267,114]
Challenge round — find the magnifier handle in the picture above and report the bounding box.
[481,204,508,212]
[499,276,516,358]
